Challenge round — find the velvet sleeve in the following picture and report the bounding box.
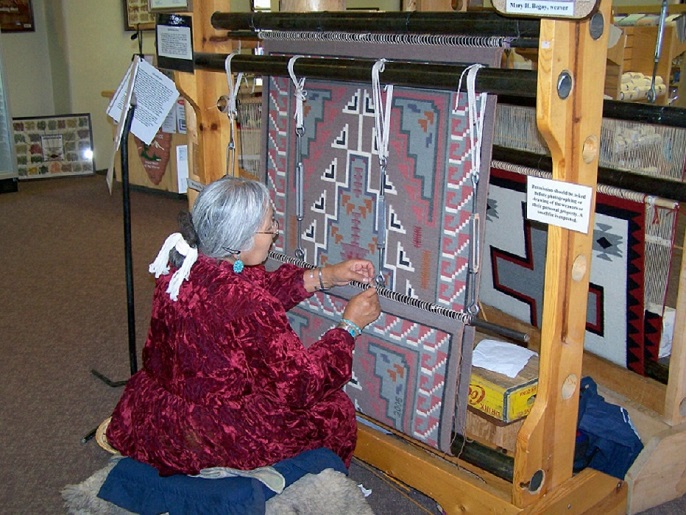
[237,299,355,409]
[260,263,311,311]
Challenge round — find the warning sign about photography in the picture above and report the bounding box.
[526,176,593,234]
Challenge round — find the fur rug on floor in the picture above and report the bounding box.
[61,460,374,515]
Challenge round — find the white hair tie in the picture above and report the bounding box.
[149,232,199,301]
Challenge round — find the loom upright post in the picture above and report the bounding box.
[511,0,620,508]
[174,0,234,194]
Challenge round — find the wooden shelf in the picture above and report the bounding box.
[606,24,686,105]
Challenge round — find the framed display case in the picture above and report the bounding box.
[12,114,94,179]
[124,0,155,31]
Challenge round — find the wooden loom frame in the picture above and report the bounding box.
[172,1,686,512]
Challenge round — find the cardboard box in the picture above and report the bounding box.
[468,353,539,423]
[465,408,524,454]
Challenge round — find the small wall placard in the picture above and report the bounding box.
[491,0,598,19]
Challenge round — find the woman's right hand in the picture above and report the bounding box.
[342,287,381,329]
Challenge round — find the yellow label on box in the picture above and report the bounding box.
[468,370,538,423]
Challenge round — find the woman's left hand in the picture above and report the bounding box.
[323,260,375,288]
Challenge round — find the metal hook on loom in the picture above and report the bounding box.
[288,55,308,260]
[223,53,244,177]
[647,0,669,103]
[371,58,394,288]
[455,63,487,316]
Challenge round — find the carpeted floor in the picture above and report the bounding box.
[0,174,683,514]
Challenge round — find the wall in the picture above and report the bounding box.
[59,0,153,173]
[1,0,151,172]
[44,0,70,114]
[0,0,54,118]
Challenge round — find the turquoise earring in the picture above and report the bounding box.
[233,253,244,274]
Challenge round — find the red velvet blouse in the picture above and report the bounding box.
[106,255,357,476]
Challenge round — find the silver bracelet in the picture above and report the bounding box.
[318,267,327,291]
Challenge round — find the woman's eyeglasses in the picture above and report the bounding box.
[256,218,280,236]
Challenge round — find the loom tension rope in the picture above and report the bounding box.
[288,56,307,261]
[223,53,245,177]
[372,58,393,288]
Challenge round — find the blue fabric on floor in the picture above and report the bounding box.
[574,377,643,480]
[98,448,347,515]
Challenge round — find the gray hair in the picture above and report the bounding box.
[191,176,271,259]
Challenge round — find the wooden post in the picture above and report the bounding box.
[512,0,611,507]
[664,220,686,424]
[174,1,234,194]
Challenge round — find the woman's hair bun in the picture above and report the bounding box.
[178,210,199,247]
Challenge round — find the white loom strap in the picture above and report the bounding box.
[372,59,393,165]
[287,55,307,130]
[455,64,486,182]
[224,53,244,117]
[148,232,199,301]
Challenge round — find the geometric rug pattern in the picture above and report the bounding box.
[266,76,492,312]
[480,166,648,373]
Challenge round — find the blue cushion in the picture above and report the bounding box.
[98,448,347,515]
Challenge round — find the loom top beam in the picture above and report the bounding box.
[194,53,539,98]
[493,145,686,203]
[211,11,541,39]
[499,94,686,128]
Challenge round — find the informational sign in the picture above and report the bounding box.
[105,56,180,192]
[148,0,192,11]
[492,0,598,19]
[156,13,193,73]
[176,144,189,194]
[526,176,593,234]
[107,58,179,145]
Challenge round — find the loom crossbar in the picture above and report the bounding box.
[211,11,540,44]
[193,53,538,97]
[499,94,686,129]
[493,145,686,202]
[602,101,686,129]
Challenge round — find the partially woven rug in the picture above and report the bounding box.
[260,38,499,451]
[61,459,373,515]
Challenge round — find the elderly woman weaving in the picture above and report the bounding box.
[106,176,381,476]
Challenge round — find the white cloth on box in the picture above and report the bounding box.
[472,339,537,379]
